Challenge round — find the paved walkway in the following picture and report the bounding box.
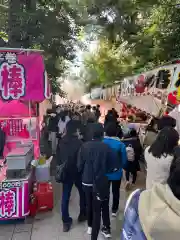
[0,172,145,240]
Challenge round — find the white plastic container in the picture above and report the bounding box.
[35,157,52,182]
[6,145,33,170]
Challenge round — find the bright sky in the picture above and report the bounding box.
[70,39,98,76]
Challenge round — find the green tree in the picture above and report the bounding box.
[83,39,136,89]
[79,0,180,89]
[0,0,82,95]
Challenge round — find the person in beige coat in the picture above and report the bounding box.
[144,127,179,189]
[121,149,180,240]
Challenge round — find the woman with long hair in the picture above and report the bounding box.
[145,126,179,189]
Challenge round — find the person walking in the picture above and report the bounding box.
[96,104,101,121]
[58,110,70,137]
[123,128,143,189]
[48,111,59,155]
[78,123,119,240]
[143,117,158,148]
[104,110,117,128]
[145,126,179,189]
[158,115,176,130]
[83,118,96,142]
[56,120,86,232]
[111,108,119,120]
[82,105,96,125]
[103,123,127,217]
[121,150,180,240]
[40,120,51,158]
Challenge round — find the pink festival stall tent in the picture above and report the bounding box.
[0,48,51,221]
[0,100,36,117]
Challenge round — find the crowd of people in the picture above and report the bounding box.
[122,119,180,239]
[40,103,180,240]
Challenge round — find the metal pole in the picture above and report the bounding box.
[28,100,32,140]
[26,49,32,140]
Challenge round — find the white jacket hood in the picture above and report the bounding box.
[145,147,173,189]
[139,184,180,240]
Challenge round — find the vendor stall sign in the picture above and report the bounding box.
[0,117,37,141]
[135,74,146,93]
[0,179,30,220]
[0,50,51,101]
[0,119,24,137]
[0,189,16,218]
[120,75,147,96]
[120,78,135,96]
[0,53,25,100]
[167,65,180,105]
[0,181,22,189]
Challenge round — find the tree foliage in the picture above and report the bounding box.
[80,0,180,88]
[0,0,82,95]
[2,0,180,92]
[83,40,135,88]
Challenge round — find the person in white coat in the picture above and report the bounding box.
[58,112,70,136]
[144,127,179,189]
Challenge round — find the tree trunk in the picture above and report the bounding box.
[24,0,37,48]
[26,0,36,10]
[8,0,37,48]
[8,0,22,47]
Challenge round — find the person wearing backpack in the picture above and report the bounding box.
[123,128,143,190]
[103,123,127,217]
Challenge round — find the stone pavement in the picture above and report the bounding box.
[0,172,145,240]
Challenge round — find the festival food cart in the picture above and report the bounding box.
[116,60,180,115]
[113,60,180,141]
[0,48,51,220]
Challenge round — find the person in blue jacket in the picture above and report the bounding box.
[103,123,127,217]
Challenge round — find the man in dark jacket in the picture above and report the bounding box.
[104,110,118,128]
[112,108,119,119]
[158,115,176,130]
[48,112,59,154]
[82,118,95,142]
[78,123,119,240]
[56,120,86,232]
